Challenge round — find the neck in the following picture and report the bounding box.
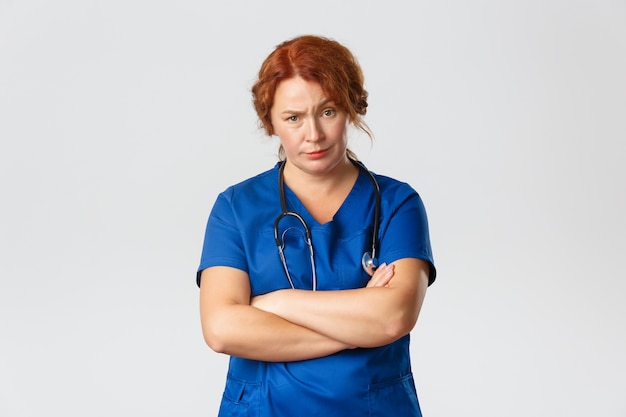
[282,157,357,192]
[280,157,360,224]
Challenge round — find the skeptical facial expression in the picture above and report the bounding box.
[270,76,349,177]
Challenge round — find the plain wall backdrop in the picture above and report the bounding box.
[1,0,625,416]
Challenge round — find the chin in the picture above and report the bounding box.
[301,155,349,175]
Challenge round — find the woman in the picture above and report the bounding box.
[196,35,436,416]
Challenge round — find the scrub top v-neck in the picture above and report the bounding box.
[278,165,376,291]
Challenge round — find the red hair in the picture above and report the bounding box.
[252,35,371,156]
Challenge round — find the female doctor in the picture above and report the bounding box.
[196,35,436,416]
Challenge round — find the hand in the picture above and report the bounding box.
[365,262,395,288]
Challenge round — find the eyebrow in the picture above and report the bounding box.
[278,99,335,115]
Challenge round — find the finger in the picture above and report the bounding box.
[366,263,395,287]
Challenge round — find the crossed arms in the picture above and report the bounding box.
[199,258,429,362]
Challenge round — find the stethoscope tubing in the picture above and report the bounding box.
[273,211,317,291]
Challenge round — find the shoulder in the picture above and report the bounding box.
[372,172,422,201]
[219,164,279,202]
[366,171,431,220]
[210,164,281,223]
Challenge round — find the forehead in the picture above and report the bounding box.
[273,77,328,107]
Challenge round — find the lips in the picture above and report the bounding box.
[306,149,327,158]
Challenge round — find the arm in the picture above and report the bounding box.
[199,266,355,362]
[251,258,429,348]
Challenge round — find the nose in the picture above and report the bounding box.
[306,117,323,142]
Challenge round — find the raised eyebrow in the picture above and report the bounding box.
[278,99,336,116]
[320,99,335,108]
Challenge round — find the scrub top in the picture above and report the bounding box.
[197,162,436,417]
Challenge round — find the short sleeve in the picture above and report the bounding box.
[379,189,436,286]
[196,191,248,287]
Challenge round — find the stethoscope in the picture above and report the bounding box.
[273,157,381,290]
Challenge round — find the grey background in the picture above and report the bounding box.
[1,0,625,415]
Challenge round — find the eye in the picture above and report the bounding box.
[286,115,299,122]
[322,108,336,117]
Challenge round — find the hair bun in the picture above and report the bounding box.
[356,96,368,115]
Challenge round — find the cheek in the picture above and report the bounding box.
[326,122,348,140]
[275,128,301,154]
[274,126,294,141]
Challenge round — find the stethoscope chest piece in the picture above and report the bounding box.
[361,251,377,276]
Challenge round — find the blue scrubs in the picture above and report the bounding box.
[197,162,436,417]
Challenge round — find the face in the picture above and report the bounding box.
[270,76,349,178]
